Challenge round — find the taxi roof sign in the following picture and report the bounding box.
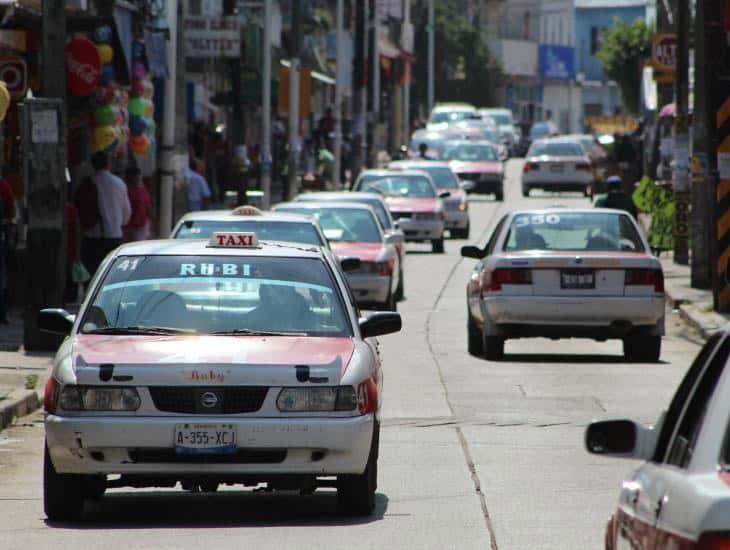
[208,232,259,248]
[232,205,263,216]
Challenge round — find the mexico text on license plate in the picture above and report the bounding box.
[560,269,595,289]
[175,423,237,454]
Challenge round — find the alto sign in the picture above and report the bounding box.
[651,33,677,72]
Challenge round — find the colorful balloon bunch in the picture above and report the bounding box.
[90,26,128,155]
[128,39,155,157]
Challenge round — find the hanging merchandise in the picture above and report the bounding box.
[94,105,116,126]
[129,133,150,154]
[95,84,115,105]
[100,64,115,86]
[142,79,154,99]
[132,61,146,81]
[66,37,101,96]
[132,40,146,62]
[128,97,145,117]
[92,125,117,153]
[143,98,154,118]
[94,25,113,44]
[0,81,10,122]
[130,80,144,98]
[97,43,113,65]
[128,115,147,135]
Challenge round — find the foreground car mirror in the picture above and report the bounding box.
[38,309,75,336]
[460,245,484,259]
[384,232,403,245]
[340,257,361,272]
[585,419,657,459]
[360,312,402,338]
[439,191,451,199]
[460,180,475,192]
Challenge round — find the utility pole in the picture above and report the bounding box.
[332,0,344,188]
[672,0,689,265]
[403,0,411,144]
[427,0,434,113]
[360,1,369,171]
[371,0,380,164]
[159,0,178,235]
[261,0,272,208]
[286,0,301,200]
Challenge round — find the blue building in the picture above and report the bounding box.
[574,0,647,118]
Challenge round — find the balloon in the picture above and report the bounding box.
[130,80,144,97]
[128,115,148,136]
[94,105,115,126]
[92,125,116,152]
[143,99,154,118]
[96,43,113,65]
[94,25,113,44]
[132,61,146,80]
[0,82,10,123]
[132,40,146,61]
[129,134,150,155]
[95,84,114,105]
[100,64,115,85]
[143,79,155,99]
[128,97,144,117]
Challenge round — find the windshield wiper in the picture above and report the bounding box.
[211,328,306,336]
[83,326,196,335]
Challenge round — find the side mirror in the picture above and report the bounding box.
[585,419,657,459]
[460,245,484,259]
[340,257,362,272]
[439,191,451,199]
[384,232,403,245]
[460,180,475,192]
[38,308,75,336]
[360,312,402,338]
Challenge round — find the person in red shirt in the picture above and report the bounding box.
[123,165,152,241]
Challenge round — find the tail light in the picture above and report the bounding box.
[696,533,730,549]
[523,162,539,173]
[625,268,664,292]
[575,163,591,172]
[484,268,532,292]
[362,260,393,276]
[44,377,60,414]
[357,377,378,415]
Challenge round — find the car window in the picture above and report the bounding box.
[398,166,459,189]
[430,110,472,124]
[275,207,382,243]
[653,333,724,462]
[356,176,436,198]
[409,137,445,156]
[665,335,730,467]
[530,123,551,138]
[174,220,325,247]
[503,212,644,252]
[80,255,351,337]
[442,143,498,162]
[529,142,584,156]
[490,114,511,125]
[485,215,508,256]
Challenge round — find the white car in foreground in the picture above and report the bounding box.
[521,138,593,196]
[39,233,401,521]
[461,209,665,361]
[586,329,730,549]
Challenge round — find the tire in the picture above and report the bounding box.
[623,335,661,362]
[483,335,505,361]
[200,481,219,493]
[44,443,85,521]
[495,189,504,201]
[381,288,397,312]
[394,270,404,301]
[338,421,379,516]
[522,186,530,197]
[432,238,445,253]
[83,475,106,500]
[452,223,470,240]
[467,312,483,357]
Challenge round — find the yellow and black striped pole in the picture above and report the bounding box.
[715,96,730,311]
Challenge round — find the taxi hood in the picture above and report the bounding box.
[330,242,385,262]
[449,160,501,174]
[387,197,439,212]
[70,335,355,386]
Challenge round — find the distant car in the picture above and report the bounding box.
[389,160,470,239]
[478,108,519,153]
[521,138,593,197]
[461,208,664,361]
[272,201,402,310]
[352,170,448,253]
[529,121,559,141]
[441,140,504,200]
[586,329,730,549]
[409,129,446,159]
[563,133,608,195]
[427,102,477,131]
[171,208,329,249]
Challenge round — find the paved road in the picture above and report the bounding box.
[0,160,702,549]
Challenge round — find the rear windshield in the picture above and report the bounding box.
[410,136,445,156]
[529,142,584,157]
[530,123,553,138]
[299,196,392,229]
[488,114,512,125]
[397,166,459,189]
[275,207,382,243]
[356,175,436,198]
[442,143,498,162]
[503,212,645,252]
[174,220,325,247]
[81,256,350,336]
[429,110,473,124]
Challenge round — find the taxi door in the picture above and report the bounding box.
[469,215,507,323]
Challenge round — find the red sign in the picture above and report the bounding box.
[651,33,677,72]
[65,37,101,96]
[0,57,27,99]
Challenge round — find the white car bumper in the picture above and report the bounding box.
[46,413,374,476]
[345,274,391,304]
[395,219,444,241]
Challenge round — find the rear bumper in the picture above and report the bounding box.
[395,219,444,241]
[462,178,502,194]
[46,414,374,476]
[345,273,391,304]
[522,177,591,191]
[444,209,469,229]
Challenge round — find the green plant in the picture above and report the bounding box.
[25,374,39,390]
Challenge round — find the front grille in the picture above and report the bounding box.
[445,201,460,211]
[414,212,436,221]
[128,448,286,464]
[148,387,268,414]
[391,211,412,219]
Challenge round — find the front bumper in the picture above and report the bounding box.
[345,273,391,305]
[394,218,444,241]
[46,413,374,476]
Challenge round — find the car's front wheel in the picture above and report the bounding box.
[394,269,404,301]
[623,335,661,362]
[467,311,483,357]
[432,238,445,253]
[44,442,85,521]
[522,186,530,197]
[338,422,379,516]
[495,189,504,201]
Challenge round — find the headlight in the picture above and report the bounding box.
[459,201,467,211]
[59,386,141,411]
[277,386,357,412]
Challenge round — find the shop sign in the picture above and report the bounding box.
[65,37,101,96]
[538,44,575,81]
[183,16,240,58]
[0,57,27,99]
[651,33,676,72]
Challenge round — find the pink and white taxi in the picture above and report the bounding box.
[39,233,401,521]
[441,140,504,200]
[586,329,730,549]
[461,208,665,361]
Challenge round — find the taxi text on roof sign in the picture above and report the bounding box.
[208,232,259,248]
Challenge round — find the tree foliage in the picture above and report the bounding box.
[596,17,651,115]
[411,2,499,114]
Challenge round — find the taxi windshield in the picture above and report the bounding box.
[357,175,436,198]
[503,212,645,252]
[174,220,325,247]
[442,143,498,162]
[80,256,350,336]
[529,142,584,157]
[398,166,459,189]
[275,207,382,243]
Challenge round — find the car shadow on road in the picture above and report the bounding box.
[498,353,670,365]
[44,490,389,529]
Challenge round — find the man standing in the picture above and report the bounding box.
[87,151,131,274]
[594,175,637,219]
[186,157,212,211]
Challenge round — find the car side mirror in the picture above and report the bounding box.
[384,232,402,245]
[360,312,402,338]
[460,180,475,192]
[392,220,400,230]
[439,191,451,199]
[340,257,362,272]
[460,245,484,259]
[585,419,657,460]
[38,308,75,336]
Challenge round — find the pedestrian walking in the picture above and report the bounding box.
[186,157,212,211]
[0,174,16,323]
[123,165,152,241]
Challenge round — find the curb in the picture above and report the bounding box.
[667,292,729,341]
[0,389,41,432]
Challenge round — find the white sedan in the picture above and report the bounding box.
[521,138,593,196]
[586,329,730,549]
[461,208,665,361]
[39,232,401,521]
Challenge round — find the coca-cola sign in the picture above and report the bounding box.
[65,37,101,96]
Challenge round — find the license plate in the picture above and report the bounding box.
[561,270,595,289]
[175,423,237,455]
[550,164,564,172]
